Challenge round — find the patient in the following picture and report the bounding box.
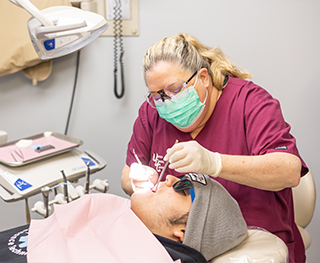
[0,174,247,263]
[131,173,248,262]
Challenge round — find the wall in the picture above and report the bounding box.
[0,0,319,262]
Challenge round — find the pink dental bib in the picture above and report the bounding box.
[27,193,176,263]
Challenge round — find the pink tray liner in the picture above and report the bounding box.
[0,136,77,163]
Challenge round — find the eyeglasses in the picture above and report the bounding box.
[173,175,195,202]
[146,71,198,108]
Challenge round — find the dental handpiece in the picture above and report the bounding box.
[41,186,50,218]
[60,169,69,203]
[152,139,178,192]
[84,161,91,194]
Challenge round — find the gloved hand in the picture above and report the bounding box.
[129,163,158,192]
[164,141,222,177]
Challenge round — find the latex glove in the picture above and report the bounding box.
[164,141,222,177]
[129,163,158,192]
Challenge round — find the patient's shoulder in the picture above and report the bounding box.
[154,234,207,263]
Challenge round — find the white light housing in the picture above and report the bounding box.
[9,0,109,59]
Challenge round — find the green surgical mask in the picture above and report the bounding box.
[155,86,207,129]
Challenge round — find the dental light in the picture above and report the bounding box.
[9,0,109,60]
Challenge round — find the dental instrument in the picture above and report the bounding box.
[60,169,69,203]
[132,148,142,165]
[32,182,73,217]
[84,161,91,194]
[41,186,50,218]
[152,139,178,192]
[8,0,109,59]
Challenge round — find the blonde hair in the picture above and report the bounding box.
[143,33,253,90]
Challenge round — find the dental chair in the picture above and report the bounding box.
[212,170,316,263]
[292,171,316,250]
[211,227,289,263]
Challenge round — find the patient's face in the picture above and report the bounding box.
[130,175,192,241]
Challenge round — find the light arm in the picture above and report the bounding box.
[9,0,54,26]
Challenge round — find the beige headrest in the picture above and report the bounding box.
[211,228,288,263]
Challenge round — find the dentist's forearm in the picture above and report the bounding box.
[219,152,301,191]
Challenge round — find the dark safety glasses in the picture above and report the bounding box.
[173,175,195,202]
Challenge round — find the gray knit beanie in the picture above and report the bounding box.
[183,173,247,261]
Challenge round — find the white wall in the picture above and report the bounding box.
[0,0,319,261]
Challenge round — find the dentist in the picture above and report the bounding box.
[121,33,308,263]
